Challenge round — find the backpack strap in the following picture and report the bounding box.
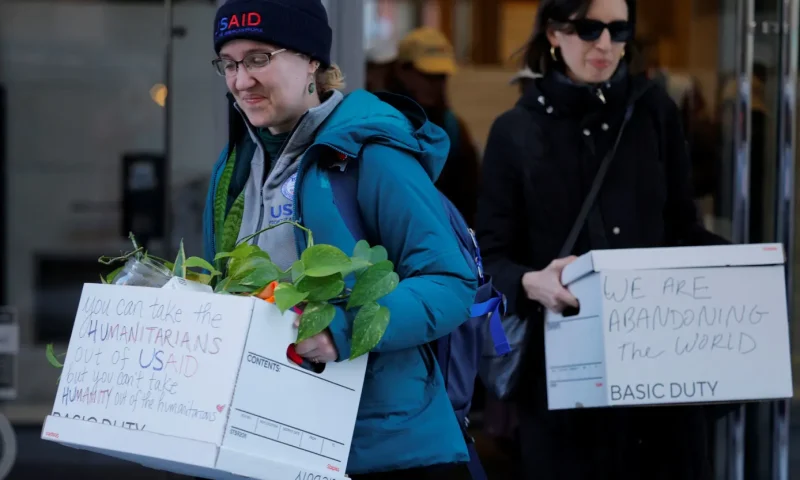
[328,158,368,241]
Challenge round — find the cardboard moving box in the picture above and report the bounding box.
[544,243,794,410]
[41,283,367,479]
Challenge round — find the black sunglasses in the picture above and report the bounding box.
[566,19,633,42]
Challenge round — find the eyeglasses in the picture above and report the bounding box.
[567,19,633,43]
[212,48,288,77]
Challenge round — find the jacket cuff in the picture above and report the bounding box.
[327,306,352,362]
[501,264,530,316]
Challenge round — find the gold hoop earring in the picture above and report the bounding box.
[621,49,626,59]
[550,46,558,62]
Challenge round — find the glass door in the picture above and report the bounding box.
[654,0,797,478]
[731,0,798,479]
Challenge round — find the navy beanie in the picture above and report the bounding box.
[213,0,332,67]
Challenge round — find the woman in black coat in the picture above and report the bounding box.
[475,0,726,478]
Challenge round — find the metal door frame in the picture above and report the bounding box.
[725,0,754,476]
[728,0,798,478]
[772,0,799,478]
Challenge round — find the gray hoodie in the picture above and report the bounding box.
[236,90,344,271]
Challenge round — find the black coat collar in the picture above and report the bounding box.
[518,64,652,120]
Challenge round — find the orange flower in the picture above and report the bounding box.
[257,281,279,303]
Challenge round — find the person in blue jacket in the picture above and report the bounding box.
[202,1,477,478]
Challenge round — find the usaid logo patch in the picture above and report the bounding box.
[215,12,263,39]
[281,173,297,201]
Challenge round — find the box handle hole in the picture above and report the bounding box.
[562,304,580,317]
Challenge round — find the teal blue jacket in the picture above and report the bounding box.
[202,90,477,473]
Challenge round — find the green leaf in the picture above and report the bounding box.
[225,283,258,294]
[346,260,399,310]
[185,256,221,276]
[301,245,352,277]
[214,277,232,293]
[231,256,281,287]
[349,302,390,360]
[99,274,108,284]
[291,260,305,282]
[215,243,263,262]
[217,244,261,277]
[348,241,375,277]
[344,257,371,278]
[173,240,187,278]
[350,241,389,270]
[353,240,371,261]
[215,148,238,251]
[46,344,64,368]
[296,302,336,343]
[215,276,259,294]
[274,283,309,313]
[186,272,213,285]
[296,274,346,302]
[221,193,245,255]
[105,265,125,284]
[248,251,272,261]
[369,246,389,264]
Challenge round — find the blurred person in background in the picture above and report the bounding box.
[365,37,397,92]
[387,27,481,227]
[475,0,726,478]
[639,38,718,202]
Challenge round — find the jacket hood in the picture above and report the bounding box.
[312,89,451,182]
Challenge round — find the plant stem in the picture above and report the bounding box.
[128,232,143,260]
[236,220,313,248]
[98,248,143,266]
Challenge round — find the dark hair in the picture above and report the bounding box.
[521,0,638,75]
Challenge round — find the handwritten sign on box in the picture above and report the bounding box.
[51,283,253,444]
[602,266,789,405]
[544,244,794,410]
[44,283,367,480]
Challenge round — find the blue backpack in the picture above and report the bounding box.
[326,135,508,479]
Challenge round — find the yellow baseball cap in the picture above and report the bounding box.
[397,27,457,75]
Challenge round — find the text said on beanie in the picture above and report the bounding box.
[213,0,332,67]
